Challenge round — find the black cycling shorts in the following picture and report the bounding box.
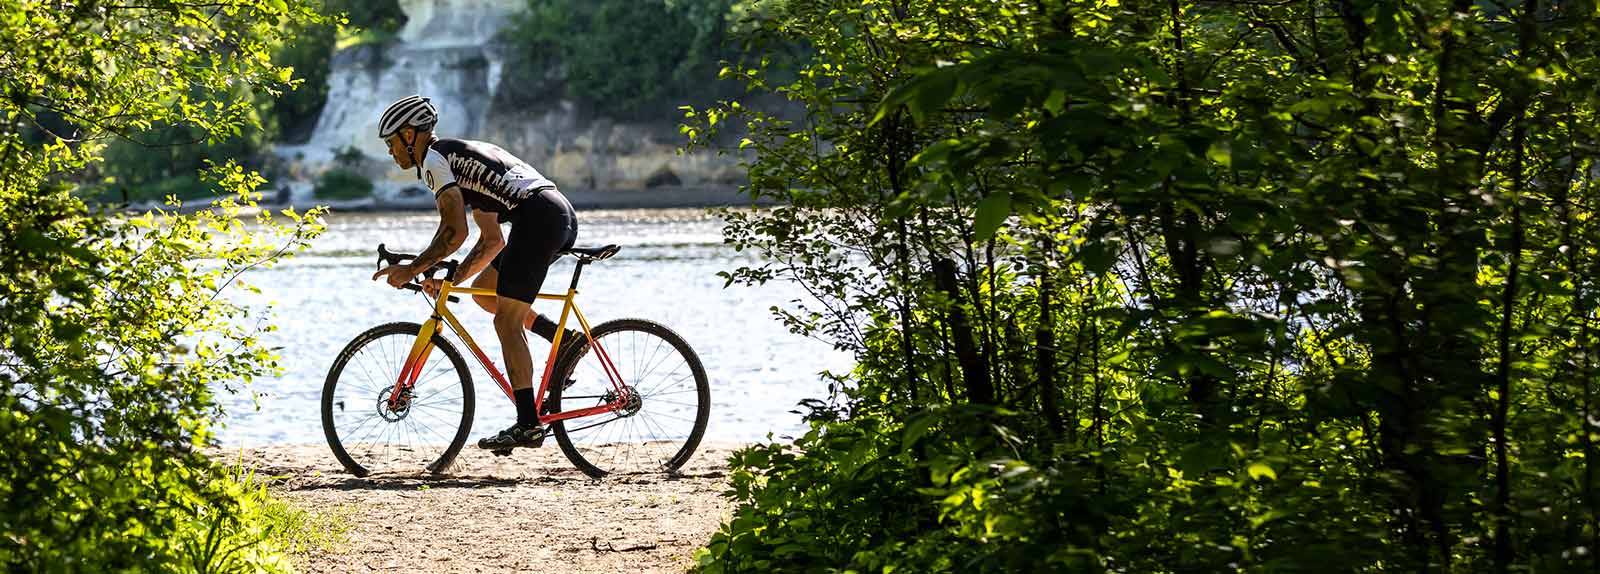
[490,188,577,304]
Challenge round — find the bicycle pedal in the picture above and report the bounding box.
[490,448,514,457]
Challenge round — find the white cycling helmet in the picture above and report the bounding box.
[378,95,437,140]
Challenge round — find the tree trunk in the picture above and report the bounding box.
[1490,113,1526,574]
[933,257,994,405]
[1037,234,1061,436]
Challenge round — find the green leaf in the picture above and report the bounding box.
[972,192,1012,242]
[902,412,938,452]
[1207,140,1232,168]
[1250,509,1292,528]
[910,70,959,123]
[1247,462,1277,481]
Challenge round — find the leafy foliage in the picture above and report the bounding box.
[272,0,405,142]
[0,0,329,570]
[506,0,744,118]
[690,0,1600,571]
[314,168,375,199]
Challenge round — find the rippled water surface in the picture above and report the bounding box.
[215,209,853,446]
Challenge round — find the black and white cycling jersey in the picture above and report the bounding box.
[419,138,558,218]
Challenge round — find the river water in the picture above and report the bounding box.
[214,209,853,447]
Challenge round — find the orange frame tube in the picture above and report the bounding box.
[386,280,631,424]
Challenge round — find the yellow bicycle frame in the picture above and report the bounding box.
[387,279,630,425]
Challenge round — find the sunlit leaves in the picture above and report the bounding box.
[693,0,1600,572]
[972,192,1011,242]
[0,0,329,570]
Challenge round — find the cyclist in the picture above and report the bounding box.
[370,94,577,451]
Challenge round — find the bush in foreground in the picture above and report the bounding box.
[1,1,334,570]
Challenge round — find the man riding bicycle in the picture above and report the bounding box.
[370,94,577,451]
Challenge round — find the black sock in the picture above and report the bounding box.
[529,314,560,342]
[513,388,538,427]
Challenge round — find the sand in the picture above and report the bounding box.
[232,443,741,573]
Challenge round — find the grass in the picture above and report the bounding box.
[176,458,352,574]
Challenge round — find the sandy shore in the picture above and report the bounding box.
[233,443,741,573]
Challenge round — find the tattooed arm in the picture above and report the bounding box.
[373,186,469,288]
[412,186,470,269]
[454,208,505,284]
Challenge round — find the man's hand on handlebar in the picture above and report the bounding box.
[374,245,460,297]
[419,278,443,297]
[372,263,418,289]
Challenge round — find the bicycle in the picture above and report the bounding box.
[320,243,710,479]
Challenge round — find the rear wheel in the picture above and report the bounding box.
[321,322,474,477]
[547,318,709,478]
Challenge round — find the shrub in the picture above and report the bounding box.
[176,462,350,573]
[314,168,375,199]
[1,1,335,570]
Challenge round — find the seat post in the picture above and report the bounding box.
[569,260,587,290]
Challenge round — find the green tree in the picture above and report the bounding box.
[88,0,405,200]
[506,0,742,118]
[270,0,406,142]
[0,0,328,570]
[689,0,1600,571]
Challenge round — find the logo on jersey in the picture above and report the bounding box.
[446,153,533,210]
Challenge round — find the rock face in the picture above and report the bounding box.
[273,0,743,202]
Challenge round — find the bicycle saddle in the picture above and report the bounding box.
[562,244,621,262]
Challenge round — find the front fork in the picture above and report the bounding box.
[388,316,442,410]
[388,282,455,410]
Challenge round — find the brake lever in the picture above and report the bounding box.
[403,282,459,303]
[377,243,419,267]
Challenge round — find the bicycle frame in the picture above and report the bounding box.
[387,280,630,426]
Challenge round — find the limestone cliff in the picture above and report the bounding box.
[273,0,744,203]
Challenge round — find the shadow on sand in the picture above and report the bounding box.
[282,471,594,492]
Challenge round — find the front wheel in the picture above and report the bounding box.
[547,318,710,478]
[321,322,475,477]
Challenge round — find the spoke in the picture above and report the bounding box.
[410,404,460,431]
[648,388,702,397]
[336,411,381,439]
[634,412,678,467]
[411,378,464,404]
[634,341,680,391]
[643,397,701,409]
[411,398,465,410]
[561,414,625,435]
[348,414,389,449]
[407,413,452,449]
[642,409,697,423]
[629,334,667,385]
[351,350,387,396]
[413,365,456,392]
[358,420,393,466]
[561,394,609,401]
[638,367,693,399]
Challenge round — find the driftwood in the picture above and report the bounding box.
[590,537,659,553]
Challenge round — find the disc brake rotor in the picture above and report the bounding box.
[602,385,643,417]
[376,386,413,422]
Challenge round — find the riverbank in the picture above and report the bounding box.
[232,443,739,573]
